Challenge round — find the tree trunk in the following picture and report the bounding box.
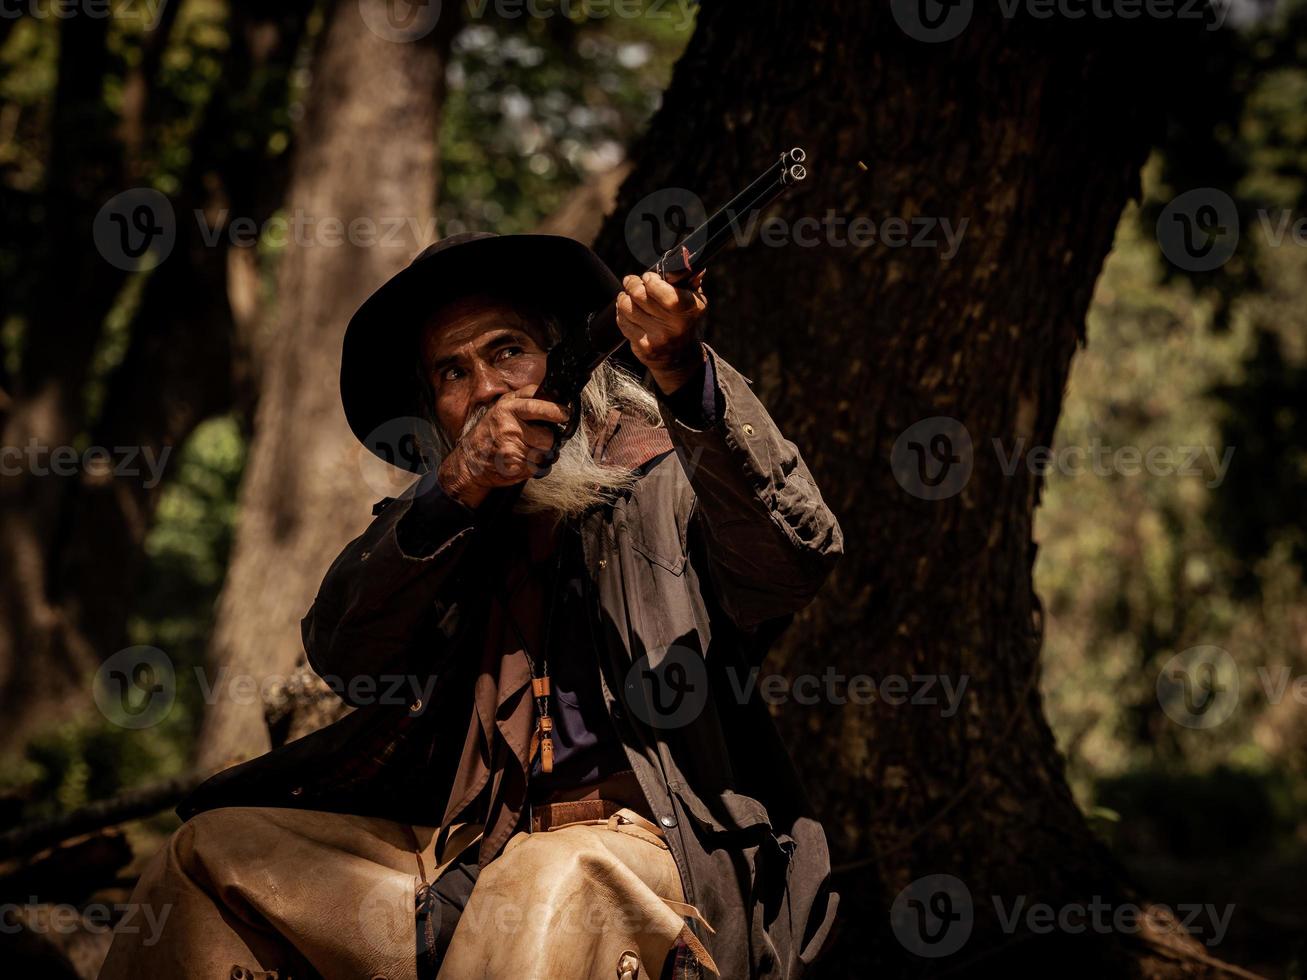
[593,5,1216,975]
[195,0,463,773]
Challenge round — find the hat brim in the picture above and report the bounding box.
[341,234,621,472]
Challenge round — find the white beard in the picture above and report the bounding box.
[441,361,662,521]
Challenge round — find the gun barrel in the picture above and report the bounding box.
[657,146,807,281]
[538,148,810,414]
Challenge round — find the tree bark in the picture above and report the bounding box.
[195,0,463,773]
[593,4,1214,974]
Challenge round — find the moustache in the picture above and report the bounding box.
[460,403,489,438]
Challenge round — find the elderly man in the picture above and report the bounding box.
[101,233,842,980]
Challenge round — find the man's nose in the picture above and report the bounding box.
[468,360,512,408]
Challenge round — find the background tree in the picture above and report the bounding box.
[590,2,1226,973]
[193,0,463,772]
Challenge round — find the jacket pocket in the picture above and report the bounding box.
[672,784,796,918]
[671,784,773,838]
[629,530,687,574]
[621,475,693,574]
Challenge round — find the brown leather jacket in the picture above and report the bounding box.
[180,345,844,978]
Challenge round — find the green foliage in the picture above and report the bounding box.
[1141,0,1307,323]
[0,417,245,815]
[1093,766,1303,860]
[440,0,690,232]
[1039,32,1307,856]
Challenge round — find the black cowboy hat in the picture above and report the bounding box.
[341,232,621,471]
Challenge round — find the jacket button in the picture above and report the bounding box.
[659,815,676,829]
[598,558,608,569]
[360,550,371,561]
[742,423,755,436]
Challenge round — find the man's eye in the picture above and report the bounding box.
[440,366,464,382]
[496,346,524,361]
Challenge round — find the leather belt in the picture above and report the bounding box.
[527,770,656,834]
[529,798,626,833]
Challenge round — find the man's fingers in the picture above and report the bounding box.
[503,396,571,427]
[639,272,681,310]
[640,270,704,314]
[622,274,650,309]
[618,303,674,344]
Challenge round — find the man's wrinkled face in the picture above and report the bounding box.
[421,296,551,442]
